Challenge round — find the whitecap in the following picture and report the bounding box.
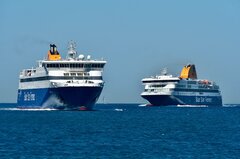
[177,104,208,107]
[0,108,57,111]
[114,108,124,111]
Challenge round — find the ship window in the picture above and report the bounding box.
[92,64,102,68]
[84,64,91,68]
[64,73,69,76]
[177,85,185,88]
[70,73,76,76]
[142,80,179,83]
[65,64,69,68]
[77,64,83,68]
[188,81,197,84]
[151,84,167,88]
[77,73,83,76]
[47,63,64,68]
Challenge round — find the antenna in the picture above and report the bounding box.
[67,41,77,59]
[161,68,168,75]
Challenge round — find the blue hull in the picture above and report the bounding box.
[17,86,103,110]
[141,95,222,106]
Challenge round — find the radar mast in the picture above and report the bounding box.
[161,68,168,75]
[67,41,77,59]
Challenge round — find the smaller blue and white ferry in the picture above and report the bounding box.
[17,41,106,110]
[141,64,222,106]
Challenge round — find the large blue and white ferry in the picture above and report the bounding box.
[17,42,106,110]
[141,64,222,106]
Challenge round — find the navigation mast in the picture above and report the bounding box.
[67,41,77,59]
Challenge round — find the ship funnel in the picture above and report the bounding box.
[48,44,61,61]
[180,64,197,79]
[50,44,58,54]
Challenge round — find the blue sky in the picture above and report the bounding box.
[0,0,240,103]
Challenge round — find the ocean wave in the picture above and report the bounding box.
[138,104,147,107]
[0,108,57,111]
[177,105,208,107]
[223,104,240,107]
[114,108,124,111]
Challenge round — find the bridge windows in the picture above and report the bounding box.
[45,63,104,69]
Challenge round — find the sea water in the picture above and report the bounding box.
[0,103,239,158]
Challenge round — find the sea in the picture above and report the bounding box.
[0,103,239,159]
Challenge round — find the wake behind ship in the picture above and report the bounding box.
[141,64,222,106]
[17,42,106,110]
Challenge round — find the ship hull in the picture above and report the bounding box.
[141,94,222,106]
[17,86,103,110]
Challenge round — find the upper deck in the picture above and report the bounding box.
[142,75,180,83]
[19,42,106,78]
[141,66,220,91]
[39,60,106,71]
[40,41,106,70]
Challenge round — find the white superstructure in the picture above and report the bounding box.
[141,64,222,106]
[17,42,106,110]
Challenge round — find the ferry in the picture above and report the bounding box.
[141,64,222,106]
[17,42,106,110]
